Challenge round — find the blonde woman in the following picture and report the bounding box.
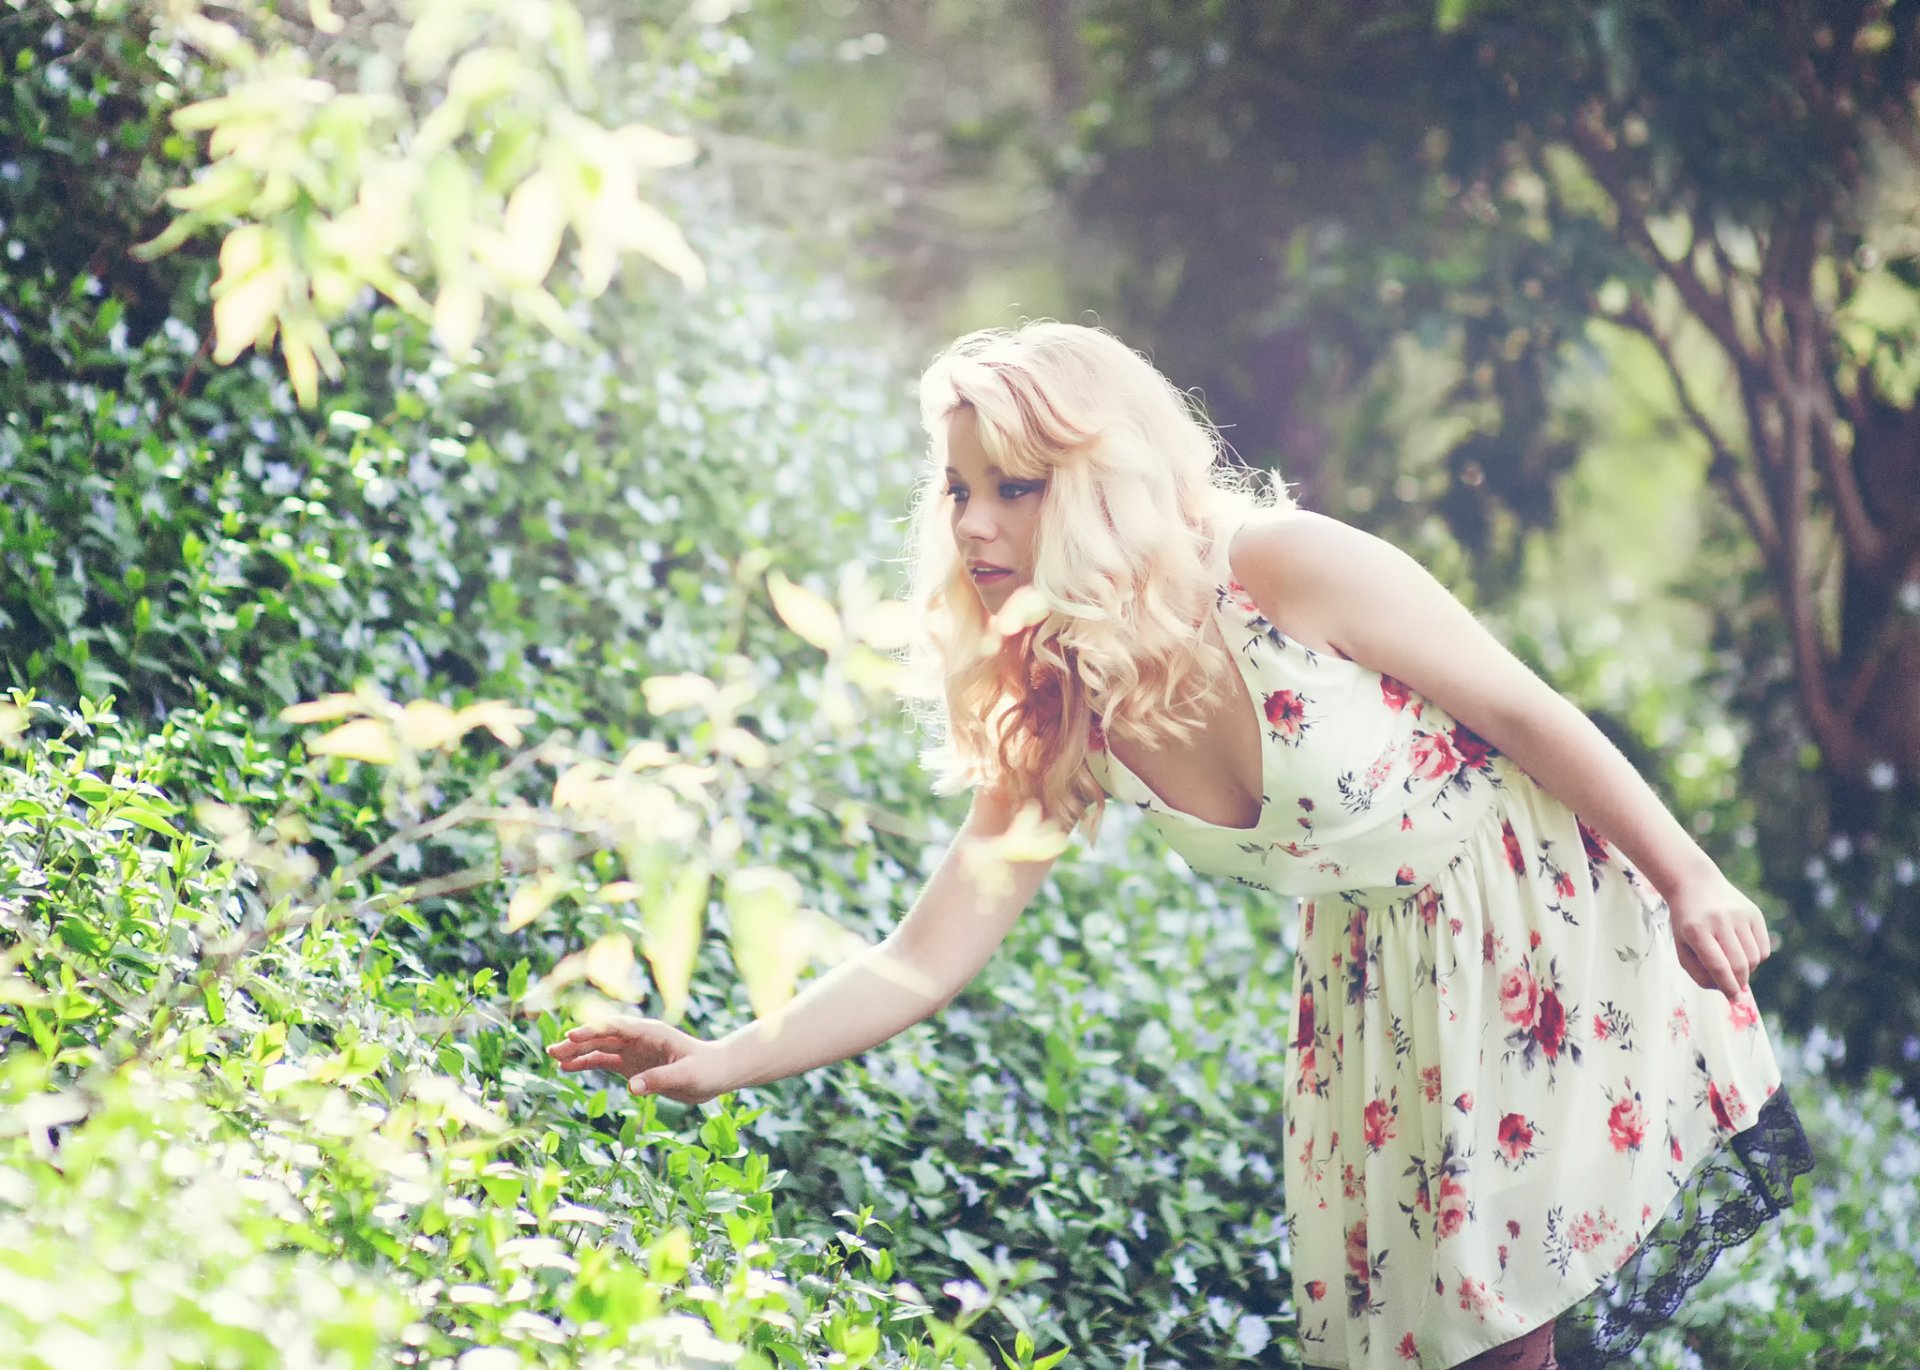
[549,322,1812,1369]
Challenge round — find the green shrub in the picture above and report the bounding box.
[0,697,1010,1369]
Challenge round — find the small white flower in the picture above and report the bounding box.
[1235,1314,1273,1356]
[941,1279,989,1314]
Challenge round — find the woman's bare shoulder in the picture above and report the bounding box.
[1227,507,1372,576]
[1225,510,1387,640]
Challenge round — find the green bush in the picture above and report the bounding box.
[752,825,1297,1368]
[0,697,1017,1369]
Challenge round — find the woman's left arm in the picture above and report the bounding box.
[1230,511,1769,997]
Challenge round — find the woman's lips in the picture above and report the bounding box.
[970,566,1011,582]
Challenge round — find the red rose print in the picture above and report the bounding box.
[1499,965,1541,1027]
[1708,1080,1734,1131]
[1416,887,1441,927]
[1363,1097,1396,1150]
[1728,993,1759,1030]
[1607,1096,1648,1153]
[1496,1111,1534,1163]
[1380,675,1412,712]
[1407,730,1463,781]
[1453,1091,1474,1114]
[1670,1134,1684,1163]
[1482,930,1498,965]
[1420,1065,1443,1103]
[1578,816,1610,864]
[1226,581,1260,615]
[1435,1176,1470,1238]
[1554,869,1577,899]
[1506,1219,1521,1239]
[1264,689,1307,737]
[1533,989,1568,1059]
[1450,723,1493,769]
[1401,812,1414,831]
[1398,1332,1419,1360]
[1292,986,1316,1050]
[1395,864,1416,886]
[1305,1279,1326,1301]
[1346,1219,1371,1283]
[1501,820,1526,874]
[1457,1275,1499,1317]
[1593,1014,1611,1041]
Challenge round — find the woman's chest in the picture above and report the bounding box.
[1102,636,1268,831]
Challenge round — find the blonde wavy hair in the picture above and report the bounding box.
[903,321,1292,838]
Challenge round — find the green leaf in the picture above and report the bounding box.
[120,805,184,840]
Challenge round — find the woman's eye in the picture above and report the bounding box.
[1000,482,1041,499]
[944,485,968,502]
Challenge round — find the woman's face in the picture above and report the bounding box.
[943,406,1046,609]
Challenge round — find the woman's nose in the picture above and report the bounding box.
[955,504,997,544]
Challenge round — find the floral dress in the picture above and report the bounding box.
[1084,576,1813,1370]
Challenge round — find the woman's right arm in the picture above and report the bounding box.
[546,785,1056,1103]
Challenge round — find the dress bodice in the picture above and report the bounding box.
[1084,580,1510,897]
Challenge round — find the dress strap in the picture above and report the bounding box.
[1207,505,1253,586]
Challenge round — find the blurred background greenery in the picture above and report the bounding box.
[2,0,1917,1366]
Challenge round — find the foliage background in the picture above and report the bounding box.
[2,0,1917,1367]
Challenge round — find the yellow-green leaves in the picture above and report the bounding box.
[642,674,719,716]
[768,572,845,654]
[280,692,536,766]
[503,872,571,934]
[725,868,809,1018]
[307,717,400,765]
[962,801,1069,899]
[209,224,287,364]
[141,0,705,404]
[988,584,1050,638]
[641,864,710,1024]
[582,933,635,1000]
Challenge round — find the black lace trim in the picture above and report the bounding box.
[1556,1086,1816,1369]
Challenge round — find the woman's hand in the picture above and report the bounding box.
[546,1017,732,1105]
[1665,872,1772,997]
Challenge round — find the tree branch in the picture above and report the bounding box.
[1616,303,1781,571]
[1568,114,1747,365]
[1803,341,1889,573]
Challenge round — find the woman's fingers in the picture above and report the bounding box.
[557,1050,628,1072]
[1682,927,1742,998]
[1734,911,1769,978]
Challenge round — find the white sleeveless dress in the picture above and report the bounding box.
[1084,574,1809,1369]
